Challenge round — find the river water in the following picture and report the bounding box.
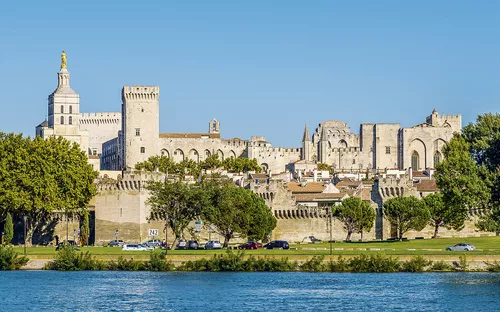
[1,271,500,311]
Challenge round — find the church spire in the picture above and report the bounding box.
[56,50,72,90]
[302,122,311,142]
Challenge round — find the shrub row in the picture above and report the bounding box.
[0,246,29,270]
[45,245,174,271]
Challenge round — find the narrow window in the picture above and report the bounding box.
[135,128,140,136]
[92,149,97,156]
[386,146,391,154]
[411,151,419,171]
[69,116,73,125]
[352,159,356,165]
[69,105,72,114]
[60,116,64,124]
[60,105,64,114]
[140,147,145,153]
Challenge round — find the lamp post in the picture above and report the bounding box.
[329,209,333,256]
[23,216,27,256]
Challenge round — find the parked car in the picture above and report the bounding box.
[204,240,222,249]
[122,244,151,251]
[264,240,290,250]
[187,240,199,250]
[176,239,188,250]
[143,239,162,248]
[302,236,322,244]
[238,242,263,250]
[108,239,124,247]
[446,243,476,251]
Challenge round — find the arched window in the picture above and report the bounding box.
[69,116,72,125]
[69,105,72,114]
[60,116,64,125]
[411,151,419,171]
[60,105,64,114]
[212,121,217,131]
[434,151,441,167]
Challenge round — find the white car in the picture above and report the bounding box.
[204,240,222,249]
[122,244,152,251]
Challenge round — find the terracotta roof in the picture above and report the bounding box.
[250,174,269,179]
[412,171,428,178]
[287,182,326,193]
[415,180,439,192]
[159,133,220,139]
[335,180,362,188]
[361,188,371,201]
[294,193,347,202]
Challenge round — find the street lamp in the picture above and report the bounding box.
[23,216,27,255]
[328,208,333,256]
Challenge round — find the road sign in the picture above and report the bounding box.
[195,221,202,232]
[149,229,159,236]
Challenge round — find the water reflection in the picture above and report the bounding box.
[0,272,500,311]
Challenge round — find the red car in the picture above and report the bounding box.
[238,242,263,250]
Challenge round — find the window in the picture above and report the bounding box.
[386,146,391,154]
[140,147,145,153]
[69,105,72,114]
[135,128,140,136]
[434,152,441,167]
[60,105,64,114]
[92,149,97,156]
[69,116,72,125]
[352,159,356,165]
[60,116,64,125]
[411,151,419,171]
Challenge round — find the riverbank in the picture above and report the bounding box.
[19,253,500,271]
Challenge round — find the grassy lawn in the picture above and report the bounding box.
[12,236,500,257]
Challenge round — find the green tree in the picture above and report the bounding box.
[434,133,491,232]
[146,181,208,248]
[221,157,262,173]
[461,113,500,231]
[3,212,14,245]
[332,197,375,241]
[0,134,97,244]
[80,212,90,246]
[383,196,430,240]
[203,184,276,247]
[423,193,449,238]
[200,154,222,171]
[135,155,177,174]
[317,163,332,172]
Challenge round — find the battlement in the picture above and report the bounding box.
[80,112,121,125]
[96,171,166,191]
[122,86,160,101]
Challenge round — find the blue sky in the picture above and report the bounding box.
[1,1,499,147]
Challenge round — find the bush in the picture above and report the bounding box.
[144,252,174,271]
[349,254,400,273]
[453,255,468,272]
[401,256,432,272]
[107,257,145,271]
[325,256,349,272]
[430,260,454,271]
[485,261,500,272]
[0,246,29,270]
[46,245,105,271]
[178,250,298,272]
[300,256,325,272]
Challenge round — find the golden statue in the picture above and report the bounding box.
[61,50,67,69]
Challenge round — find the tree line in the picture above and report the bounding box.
[135,154,262,178]
[146,178,277,248]
[0,133,97,245]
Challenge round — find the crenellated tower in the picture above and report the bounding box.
[121,85,160,169]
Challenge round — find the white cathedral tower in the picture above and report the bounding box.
[36,51,90,155]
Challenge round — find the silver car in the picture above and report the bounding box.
[446,243,476,251]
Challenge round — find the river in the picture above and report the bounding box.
[1,271,500,311]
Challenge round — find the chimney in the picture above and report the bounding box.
[313,169,318,182]
[408,167,413,181]
[298,170,302,181]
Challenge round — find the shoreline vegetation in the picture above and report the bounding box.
[4,245,500,272]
